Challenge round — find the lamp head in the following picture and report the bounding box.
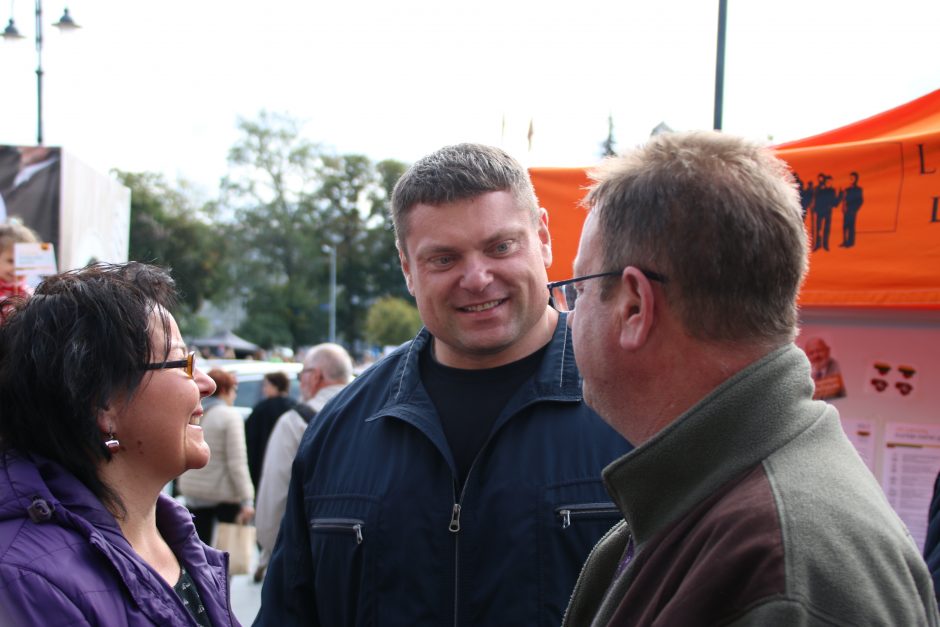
[52,8,81,31]
[3,18,25,40]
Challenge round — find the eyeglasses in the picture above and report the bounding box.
[547,269,668,313]
[143,351,196,378]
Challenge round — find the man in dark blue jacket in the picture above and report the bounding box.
[255,143,632,626]
[925,471,940,605]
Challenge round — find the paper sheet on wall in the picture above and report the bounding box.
[840,418,876,473]
[14,242,57,290]
[881,422,940,552]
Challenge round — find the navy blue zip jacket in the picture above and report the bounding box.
[256,315,633,626]
[924,471,940,605]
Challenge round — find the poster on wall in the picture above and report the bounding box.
[14,241,57,290]
[0,146,61,247]
[881,422,940,551]
[841,417,876,473]
[799,336,847,401]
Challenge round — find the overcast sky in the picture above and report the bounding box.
[0,0,936,193]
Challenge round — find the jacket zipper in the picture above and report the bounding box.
[555,502,619,529]
[447,398,544,626]
[309,517,364,544]
[450,484,462,627]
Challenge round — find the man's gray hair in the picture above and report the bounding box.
[304,343,353,384]
[390,143,539,252]
[586,130,808,345]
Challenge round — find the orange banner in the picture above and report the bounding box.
[532,89,940,308]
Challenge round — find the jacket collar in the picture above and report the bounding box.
[201,396,225,412]
[0,449,122,533]
[384,312,582,408]
[602,343,830,548]
[0,450,233,625]
[307,383,346,413]
[367,313,584,474]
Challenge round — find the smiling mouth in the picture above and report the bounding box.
[460,299,504,313]
[189,415,202,426]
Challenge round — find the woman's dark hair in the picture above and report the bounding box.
[0,262,178,512]
[264,371,290,394]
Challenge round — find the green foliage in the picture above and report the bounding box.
[219,111,411,350]
[117,170,234,315]
[174,309,211,339]
[119,112,413,351]
[364,297,423,347]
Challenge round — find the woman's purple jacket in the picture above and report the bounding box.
[0,449,240,626]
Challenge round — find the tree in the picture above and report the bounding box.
[600,113,616,157]
[364,297,423,348]
[118,170,233,336]
[220,111,334,348]
[366,159,411,301]
[219,111,410,350]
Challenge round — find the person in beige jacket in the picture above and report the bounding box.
[178,368,254,544]
[253,343,352,582]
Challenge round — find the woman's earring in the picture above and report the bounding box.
[105,430,120,453]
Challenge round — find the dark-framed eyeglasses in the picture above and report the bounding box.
[143,351,196,379]
[547,269,668,313]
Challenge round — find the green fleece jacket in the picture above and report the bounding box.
[564,344,938,627]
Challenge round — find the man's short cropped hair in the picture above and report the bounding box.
[586,130,808,345]
[305,343,353,384]
[390,143,539,250]
[264,371,290,395]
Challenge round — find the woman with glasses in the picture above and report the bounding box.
[0,262,240,626]
[177,369,255,545]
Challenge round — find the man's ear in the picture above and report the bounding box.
[537,208,553,269]
[618,267,656,351]
[398,244,415,296]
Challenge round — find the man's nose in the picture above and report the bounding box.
[459,256,494,292]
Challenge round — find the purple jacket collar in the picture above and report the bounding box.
[0,448,238,625]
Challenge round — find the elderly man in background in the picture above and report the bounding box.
[253,343,353,582]
[558,131,938,626]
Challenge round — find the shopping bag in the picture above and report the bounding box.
[214,522,255,575]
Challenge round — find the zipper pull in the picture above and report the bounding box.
[559,509,571,529]
[449,503,462,533]
[353,523,363,544]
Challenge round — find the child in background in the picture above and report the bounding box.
[0,219,39,305]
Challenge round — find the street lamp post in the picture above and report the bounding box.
[713,0,728,131]
[323,244,337,344]
[3,1,81,145]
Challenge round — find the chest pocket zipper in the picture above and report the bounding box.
[310,517,365,544]
[555,502,619,529]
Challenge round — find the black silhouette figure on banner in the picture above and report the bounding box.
[794,173,815,222]
[812,173,842,252]
[840,171,864,248]
[794,173,816,249]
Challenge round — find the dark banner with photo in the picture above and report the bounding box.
[0,145,62,246]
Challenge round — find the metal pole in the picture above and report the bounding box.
[328,246,336,344]
[34,0,43,144]
[713,0,727,131]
